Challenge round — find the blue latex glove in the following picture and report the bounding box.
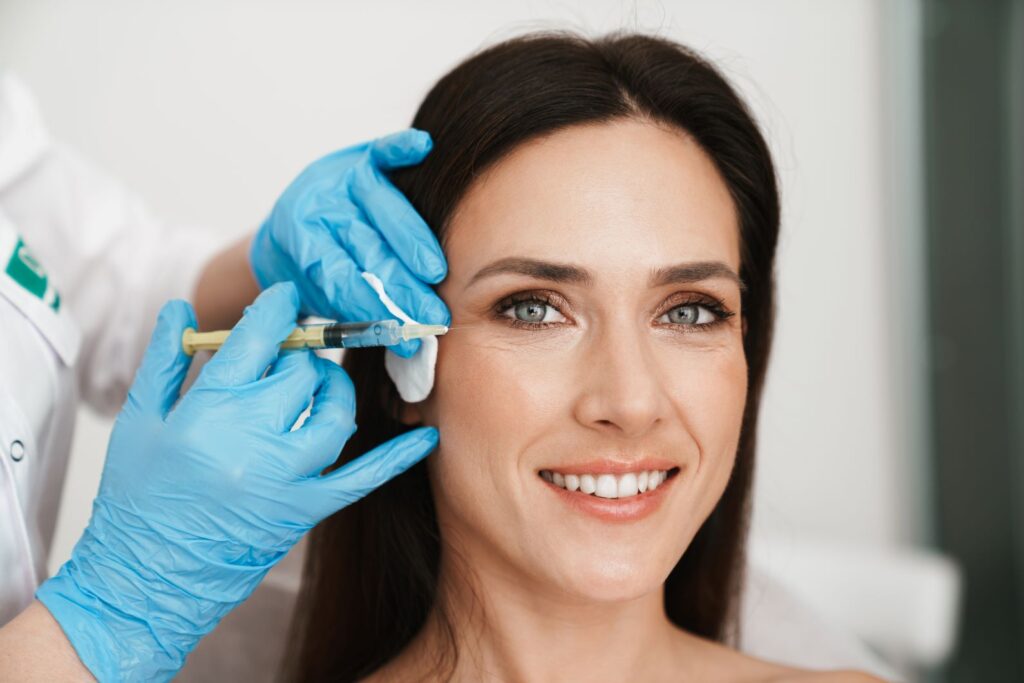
[37,283,438,682]
[250,128,448,358]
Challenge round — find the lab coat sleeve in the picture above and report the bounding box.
[1,145,230,415]
[0,74,235,415]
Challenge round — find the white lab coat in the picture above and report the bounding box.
[0,73,224,625]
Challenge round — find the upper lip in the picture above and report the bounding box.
[539,458,680,476]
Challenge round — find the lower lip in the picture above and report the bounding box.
[540,470,679,523]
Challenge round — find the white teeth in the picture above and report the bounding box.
[540,468,673,499]
[617,472,638,497]
[595,474,618,498]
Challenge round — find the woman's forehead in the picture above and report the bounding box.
[443,119,741,287]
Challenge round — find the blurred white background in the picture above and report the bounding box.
[0,0,934,672]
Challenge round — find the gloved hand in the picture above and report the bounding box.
[250,128,448,358]
[37,283,438,682]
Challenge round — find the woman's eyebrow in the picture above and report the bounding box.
[650,261,746,292]
[465,257,593,289]
[465,257,744,291]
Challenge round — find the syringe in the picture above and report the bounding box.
[181,319,448,356]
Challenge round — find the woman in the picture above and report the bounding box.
[286,32,882,682]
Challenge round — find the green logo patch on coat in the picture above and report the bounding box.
[5,238,60,311]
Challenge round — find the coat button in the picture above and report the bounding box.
[9,440,24,462]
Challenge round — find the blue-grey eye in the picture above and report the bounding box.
[662,304,714,326]
[500,298,566,324]
[515,301,547,322]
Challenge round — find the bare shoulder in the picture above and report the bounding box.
[726,654,888,683]
[668,629,888,683]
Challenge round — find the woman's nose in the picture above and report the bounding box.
[571,326,672,439]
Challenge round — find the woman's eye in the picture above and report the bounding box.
[660,304,716,326]
[500,299,567,324]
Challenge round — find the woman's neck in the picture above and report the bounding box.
[380,551,695,682]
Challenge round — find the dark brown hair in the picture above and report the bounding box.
[285,31,779,682]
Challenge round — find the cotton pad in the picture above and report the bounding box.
[361,271,438,403]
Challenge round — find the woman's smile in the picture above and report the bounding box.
[538,463,683,523]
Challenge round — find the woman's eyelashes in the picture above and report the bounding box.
[492,290,735,332]
[493,291,569,329]
[654,295,735,332]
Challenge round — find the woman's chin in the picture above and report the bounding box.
[541,557,671,605]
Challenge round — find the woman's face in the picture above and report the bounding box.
[412,119,747,602]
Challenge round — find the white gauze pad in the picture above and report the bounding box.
[361,271,438,403]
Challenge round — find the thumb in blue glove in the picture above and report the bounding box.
[250,129,449,358]
[37,283,438,682]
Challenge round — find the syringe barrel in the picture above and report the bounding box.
[322,320,402,348]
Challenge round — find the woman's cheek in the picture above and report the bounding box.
[428,333,569,474]
[685,347,747,436]
[671,346,747,498]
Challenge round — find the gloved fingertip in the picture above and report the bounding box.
[129,299,198,416]
[397,426,439,463]
[391,338,421,359]
[157,299,198,334]
[420,297,451,328]
[406,247,446,284]
[373,129,434,169]
[266,280,301,308]
[422,257,448,285]
[247,282,301,329]
[151,300,197,363]
[409,128,433,154]
[389,128,432,156]
[410,425,439,447]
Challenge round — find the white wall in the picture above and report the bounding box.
[0,0,927,573]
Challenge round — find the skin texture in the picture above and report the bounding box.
[0,602,93,681]
[371,120,883,682]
